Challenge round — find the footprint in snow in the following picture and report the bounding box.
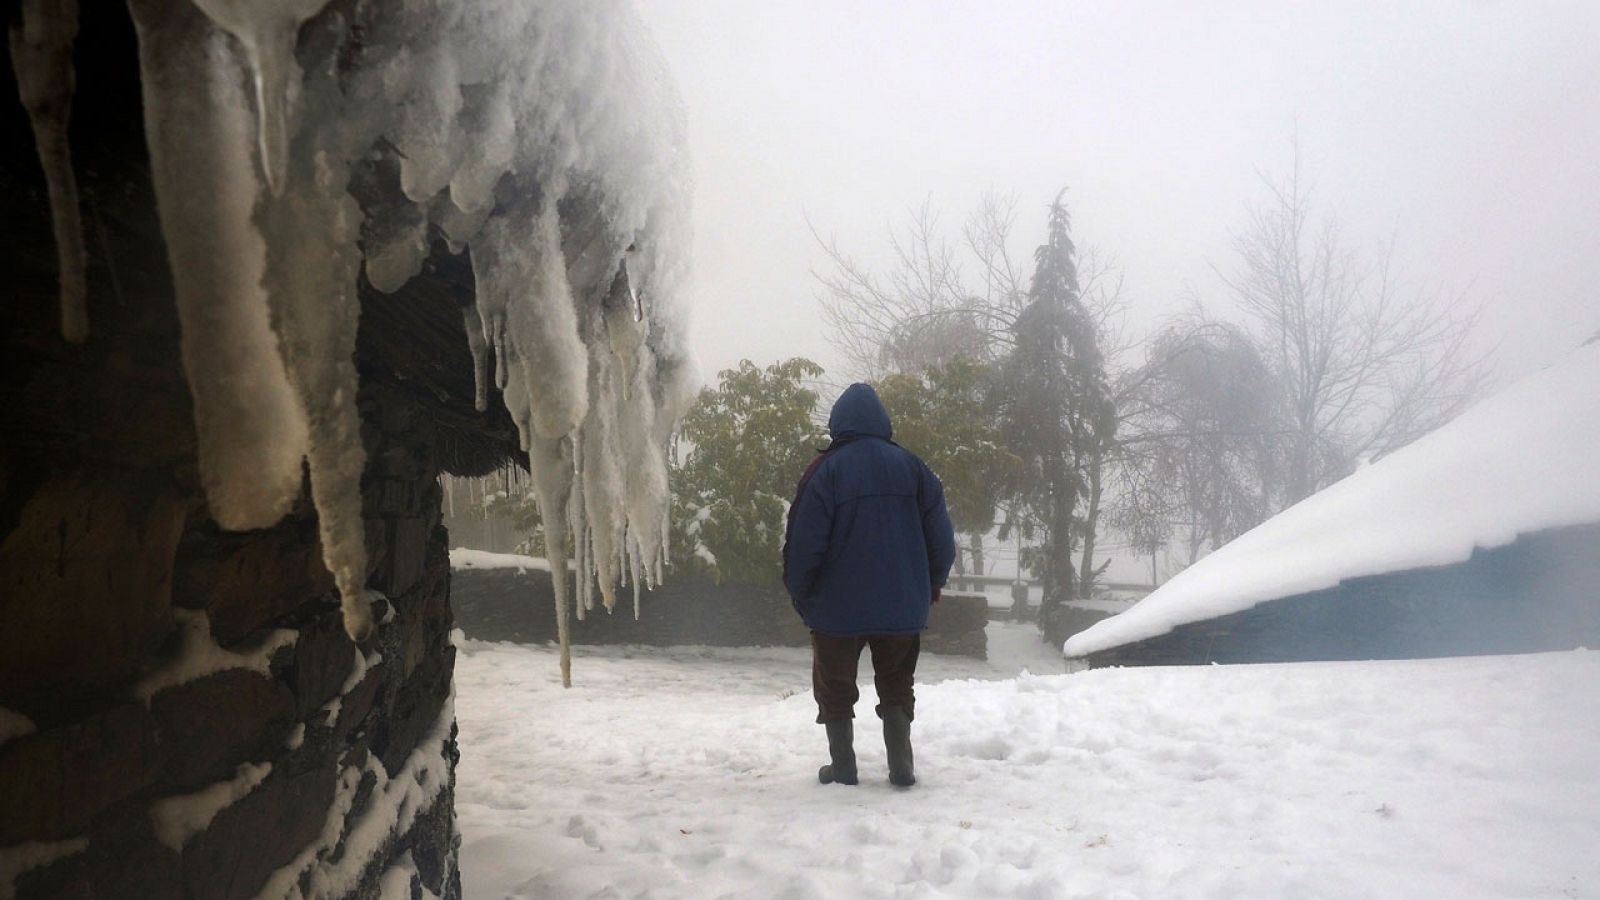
[565,814,603,851]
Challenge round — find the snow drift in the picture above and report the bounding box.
[12,0,693,680]
[1065,340,1600,659]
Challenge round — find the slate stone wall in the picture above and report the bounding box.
[450,569,990,659]
[0,335,463,899]
[1,8,464,893]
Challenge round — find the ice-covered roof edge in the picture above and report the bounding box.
[14,1,694,680]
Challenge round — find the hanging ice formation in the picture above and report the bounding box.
[18,0,694,679]
[9,0,87,342]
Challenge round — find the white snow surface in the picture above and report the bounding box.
[256,694,456,900]
[449,547,555,574]
[377,851,440,900]
[319,647,381,728]
[1066,343,1600,658]
[149,761,273,851]
[135,610,297,703]
[0,707,35,747]
[0,838,89,900]
[454,632,1600,899]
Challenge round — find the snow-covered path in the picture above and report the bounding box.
[454,629,1600,899]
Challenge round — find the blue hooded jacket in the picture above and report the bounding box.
[782,383,958,635]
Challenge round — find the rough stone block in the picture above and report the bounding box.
[335,661,384,741]
[377,478,419,517]
[364,516,391,582]
[373,656,451,778]
[396,551,451,680]
[150,669,295,792]
[179,764,337,900]
[405,788,460,898]
[291,613,360,719]
[12,820,183,900]
[173,519,334,644]
[0,703,162,844]
[381,516,432,598]
[11,354,195,471]
[0,473,185,714]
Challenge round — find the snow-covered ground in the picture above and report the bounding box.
[449,548,555,574]
[454,627,1600,899]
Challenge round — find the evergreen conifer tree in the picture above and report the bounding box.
[995,192,1115,631]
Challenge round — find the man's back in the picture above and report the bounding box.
[783,384,957,636]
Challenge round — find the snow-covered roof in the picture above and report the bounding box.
[1065,341,1600,659]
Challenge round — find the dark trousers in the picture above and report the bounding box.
[811,632,920,724]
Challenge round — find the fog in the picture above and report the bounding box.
[639,0,1600,385]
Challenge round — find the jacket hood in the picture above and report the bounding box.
[828,383,893,441]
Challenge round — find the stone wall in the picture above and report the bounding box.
[1,8,470,895]
[0,334,463,899]
[450,568,990,659]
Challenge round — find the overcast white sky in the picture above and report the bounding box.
[638,0,1600,389]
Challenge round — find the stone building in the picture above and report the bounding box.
[2,2,687,897]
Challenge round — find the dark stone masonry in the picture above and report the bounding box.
[0,287,470,898]
[1,6,517,896]
[450,567,991,660]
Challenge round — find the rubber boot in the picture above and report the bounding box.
[882,706,915,787]
[817,720,858,785]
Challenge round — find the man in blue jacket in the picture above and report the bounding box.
[783,383,957,787]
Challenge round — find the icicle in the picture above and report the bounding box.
[569,526,587,622]
[462,306,489,412]
[570,431,589,621]
[492,318,509,391]
[391,44,462,203]
[9,0,86,343]
[184,0,331,194]
[123,0,698,667]
[258,148,373,642]
[363,212,428,293]
[128,0,310,530]
[603,261,645,393]
[628,531,643,620]
[448,80,515,213]
[434,195,492,255]
[640,528,656,591]
[581,387,624,612]
[614,351,671,599]
[499,204,589,438]
[526,434,574,687]
[656,499,670,587]
[581,525,595,612]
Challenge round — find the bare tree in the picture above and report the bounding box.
[812,198,981,379]
[813,189,1131,604]
[1113,319,1286,564]
[1216,147,1490,503]
[814,189,1128,378]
